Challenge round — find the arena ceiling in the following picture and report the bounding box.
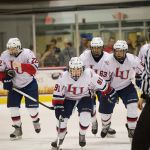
[0,0,53,4]
[0,0,150,15]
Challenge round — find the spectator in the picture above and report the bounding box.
[29,45,33,51]
[40,44,60,67]
[40,44,49,66]
[50,38,65,66]
[62,39,76,66]
[104,36,116,53]
[50,38,61,54]
[79,33,93,54]
[135,36,146,56]
[127,39,135,55]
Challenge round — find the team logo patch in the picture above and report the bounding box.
[105,60,109,65]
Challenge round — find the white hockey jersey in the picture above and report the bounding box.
[104,53,144,91]
[138,44,150,64]
[79,50,110,80]
[0,48,38,88]
[52,68,108,103]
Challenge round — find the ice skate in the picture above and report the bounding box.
[51,131,67,149]
[107,127,116,137]
[101,123,111,138]
[10,124,22,140]
[33,118,41,133]
[51,139,64,149]
[79,133,86,147]
[125,123,135,138]
[91,119,98,135]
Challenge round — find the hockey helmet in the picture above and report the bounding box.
[69,57,84,81]
[113,40,128,63]
[6,38,22,56]
[90,37,104,57]
[113,40,128,50]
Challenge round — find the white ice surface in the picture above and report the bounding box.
[0,102,134,150]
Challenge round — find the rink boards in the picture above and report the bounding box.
[0,66,140,104]
[0,94,53,104]
[0,67,65,104]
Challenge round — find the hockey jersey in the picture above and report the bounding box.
[104,53,144,91]
[0,48,38,88]
[52,68,109,105]
[79,50,110,80]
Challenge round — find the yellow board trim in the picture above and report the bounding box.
[0,91,141,105]
[0,95,53,104]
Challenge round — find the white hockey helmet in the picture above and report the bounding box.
[7,38,21,50]
[113,40,128,50]
[6,38,22,56]
[90,37,104,47]
[90,37,104,58]
[69,57,84,81]
[113,40,128,63]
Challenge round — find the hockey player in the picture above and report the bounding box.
[0,38,41,140]
[51,57,118,148]
[103,40,144,139]
[79,37,116,137]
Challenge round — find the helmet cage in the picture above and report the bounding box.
[6,38,22,56]
[69,68,83,81]
[69,57,84,81]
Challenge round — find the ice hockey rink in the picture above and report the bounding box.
[0,101,136,150]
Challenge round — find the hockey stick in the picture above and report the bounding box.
[56,115,64,150]
[12,88,54,110]
[72,100,79,113]
[55,100,78,150]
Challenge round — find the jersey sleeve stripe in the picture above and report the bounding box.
[52,99,64,105]
[21,64,36,75]
[100,83,108,92]
[0,72,6,81]
[53,94,64,99]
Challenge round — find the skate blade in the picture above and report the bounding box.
[51,147,62,150]
[10,136,22,141]
[107,133,116,138]
[80,146,86,150]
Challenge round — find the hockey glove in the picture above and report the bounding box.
[135,73,142,88]
[3,76,13,91]
[103,88,119,104]
[5,69,16,78]
[54,104,65,120]
[107,88,119,104]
